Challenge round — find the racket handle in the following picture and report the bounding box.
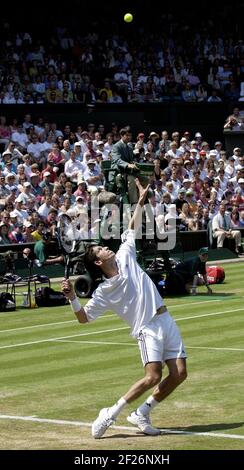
[65,257,70,280]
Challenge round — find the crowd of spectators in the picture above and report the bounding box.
[0,3,244,104]
[0,111,244,253]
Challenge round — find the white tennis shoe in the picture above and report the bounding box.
[91,408,115,439]
[127,411,161,435]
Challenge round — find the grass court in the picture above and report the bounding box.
[0,262,244,450]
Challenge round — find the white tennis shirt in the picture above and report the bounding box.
[84,229,164,337]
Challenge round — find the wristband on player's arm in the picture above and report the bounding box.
[69,297,81,313]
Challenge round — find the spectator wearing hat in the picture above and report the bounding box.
[2,157,17,177]
[39,172,54,194]
[18,181,36,206]
[236,178,244,196]
[234,154,244,171]
[178,137,190,155]
[83,160,105,194]
[95,141,107,161]
[213,141,223,160]
[148,131,159,151]
[3,141,23,167]
[74,195,86,210]
[136,133,147,152]
[5,173,17,191]
[232,147,242,162]
[193,132,202,151]
[73,141,83,161]
[12,198,29,224]
[189,147,198,162]
[23,221,35,242]
[9,211,18,228]
[174,188,187,215]
[174,247,212,295]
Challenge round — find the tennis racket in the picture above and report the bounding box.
[58,213,78,279]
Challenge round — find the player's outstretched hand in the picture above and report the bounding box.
[62,279,75,300]
[135,178,150,206]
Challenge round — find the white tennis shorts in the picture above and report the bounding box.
[137,311,187,366]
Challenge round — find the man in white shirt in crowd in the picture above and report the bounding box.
[212,203,243,255]
[62,180,187,439]
[64,150,85,185]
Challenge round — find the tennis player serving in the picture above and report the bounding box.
[62,179,187,438]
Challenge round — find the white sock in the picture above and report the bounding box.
[137,396,159,416]
[108,397,127,419]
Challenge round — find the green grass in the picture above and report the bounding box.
[0,262,244,450]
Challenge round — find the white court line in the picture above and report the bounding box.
[0,314,115,334]
[176,307,244,322]
[56,339,136,347]
[0,326,129,350]
[1,307,244,351]
[55,339,244,352]
[0,300,221,334]
[169,299,221,308]
[0,414,243,440]
[187,346,244,352]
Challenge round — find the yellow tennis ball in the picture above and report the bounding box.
[124,13,133,23]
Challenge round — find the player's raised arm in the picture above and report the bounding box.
[128,178,150,231]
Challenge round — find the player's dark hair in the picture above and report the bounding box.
[84,244,103,280]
